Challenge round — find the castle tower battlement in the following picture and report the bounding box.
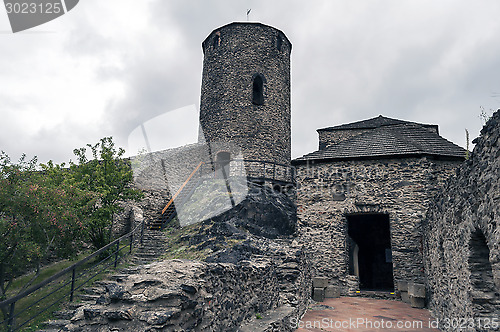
[199,22,292,166]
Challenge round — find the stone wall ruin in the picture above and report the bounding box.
[424,110,500,330]
[294,157,462,295]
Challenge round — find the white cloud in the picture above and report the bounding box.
[1,0,499,164]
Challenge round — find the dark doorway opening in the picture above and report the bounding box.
[216,151,231,166]
[469,229,499,317]
[347,213,394,291]
[215,151,231,177]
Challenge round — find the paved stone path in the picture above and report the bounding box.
[295,297,441,331]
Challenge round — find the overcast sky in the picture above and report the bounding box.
[1,0,500,164]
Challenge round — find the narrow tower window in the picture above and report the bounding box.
[277,35,283,51]
[213,31,221,48]
[252,75,264,105]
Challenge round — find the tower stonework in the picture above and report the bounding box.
[199,22,292,166]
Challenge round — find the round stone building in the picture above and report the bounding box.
[199,22,292,167]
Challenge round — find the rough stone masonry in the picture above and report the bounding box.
[424,110,500,331]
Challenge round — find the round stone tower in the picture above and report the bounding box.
[199,22,292,166]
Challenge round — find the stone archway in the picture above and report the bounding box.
[215,151,231,177]
[468,228,499,318]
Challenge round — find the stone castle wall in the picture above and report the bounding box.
[294,157,462,293]
[424,111,500,330]
[111,143,211,233]
[64,244,310,331]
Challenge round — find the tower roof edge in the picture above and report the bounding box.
[202,22,292,52]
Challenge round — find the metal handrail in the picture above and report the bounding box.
[0,218,145,331]
[225,159,296,185]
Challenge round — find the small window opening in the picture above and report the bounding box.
[213,31,221,48]
[277,36,283,51]
[252,75,264,105]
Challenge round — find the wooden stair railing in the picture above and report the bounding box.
[150,162,205,230]
[150,159,296,230]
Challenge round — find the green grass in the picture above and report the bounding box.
[5,252,90,299]
[0,242,135,332]
[161,223,213,260]
[0,252,88,331]
[161,222,245,261]
[1,219,246,331]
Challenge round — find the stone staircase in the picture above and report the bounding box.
[37,269,141,332]
[36,229,168,331]
[149,162,205,230]
[131,229,169,265]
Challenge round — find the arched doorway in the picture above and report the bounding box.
[215,151,231,177]
[468,229,499,318]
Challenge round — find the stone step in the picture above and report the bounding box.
[77,294,102,302]
[142,230,167,235]
[65,303,84,311]
[142,235,168,239]
[134,250,164,256]
[353,290,399,300]
[132,257,158,263]
[141,235,167,240]
[134,254,163,260]
[141,237,168,242]
[81,287,105,295]
[108,274,130,282]
[43,319,71,329]
[132,260,155,266]
[119,267,142,274]
[53,309,75,320]
[137,244,167,249]
[130,228,169,266]
[141,236,168,241]
[238,306,295,332]
[136,246,167,252]
[136,248,166,253]
[135,246,166,251]
[93,280,114,287]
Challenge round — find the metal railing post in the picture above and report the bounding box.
[69,267,76,302]
[129,231,133,254]
[140,220,144,245]
[0,220,145,332]
[114,240,120,268]
[7,302,15,332]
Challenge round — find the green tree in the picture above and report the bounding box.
[0,137,141,310]
[0,152,94,308]
[1,152,40,302]
[69,137,142,249]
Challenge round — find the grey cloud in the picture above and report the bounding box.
[3,1,500,163]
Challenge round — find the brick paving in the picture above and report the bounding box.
[295,297,441,331]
